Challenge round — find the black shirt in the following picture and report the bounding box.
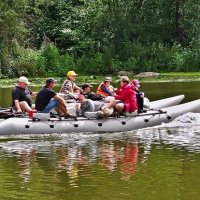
[12,86,32,107]
[35,86,56,111]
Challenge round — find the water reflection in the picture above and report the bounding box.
[16,148,37,184]
[0,118,200,188]
[1,123,200,199]
[0,134,139,186]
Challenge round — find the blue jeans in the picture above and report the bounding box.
[42,99,59,113]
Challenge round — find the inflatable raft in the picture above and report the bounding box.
[0,95,193,136]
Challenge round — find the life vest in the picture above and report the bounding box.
[96,83,112,97]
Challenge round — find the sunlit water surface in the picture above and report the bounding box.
[1,113,200,200]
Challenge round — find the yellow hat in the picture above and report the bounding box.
[67,71,78,77]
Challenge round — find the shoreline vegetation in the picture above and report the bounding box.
[0,72,200,88]
[1,1,200,80]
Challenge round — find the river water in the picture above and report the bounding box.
[1,81,200,200]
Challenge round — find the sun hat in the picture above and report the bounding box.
[18,76,30,85]
[45,78,57,85]
[67,71,78,77]
[120,76,130,83]
[104,77,112,82]
[81,83,93,90]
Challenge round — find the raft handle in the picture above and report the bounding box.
[121,121,126,125]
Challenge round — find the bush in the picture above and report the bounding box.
[41,43,60,72]
[76,53,105,74]
[57,54,76,76]
[14,48,46,77]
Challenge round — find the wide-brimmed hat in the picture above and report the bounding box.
[46,78,57,85]
[67,71,78,77]
[18,76,30,85]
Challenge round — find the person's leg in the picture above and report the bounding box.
[137,96,144,112]
[56,103,68,116]
[56,101,76,118]
[55,98,68,115]
[19,101,32,112]
[42,99,59,113]
[115,103,125,114]
[107,100,116,108]
[31,104,36,110]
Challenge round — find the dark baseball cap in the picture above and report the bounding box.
[46,78,57,84]
[82,83,93,90]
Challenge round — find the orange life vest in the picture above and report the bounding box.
[96,83,111,97]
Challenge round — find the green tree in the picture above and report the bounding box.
[0,0,27,76]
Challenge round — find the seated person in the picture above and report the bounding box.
[81,83,102,101]
[76,94,115,118]
[12,76,37,113]
[114,76,138,115]
[96,76,115,97]
[59,71,82,99]
[131,79,145,113]
[35,78,71,118]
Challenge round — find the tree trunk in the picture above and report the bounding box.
[175,0,184,43]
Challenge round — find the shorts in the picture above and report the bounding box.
[42,99,59,113]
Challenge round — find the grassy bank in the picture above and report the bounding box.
[0,72,200,88]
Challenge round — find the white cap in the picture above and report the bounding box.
[104,77,112,82]
[18,76,30,85]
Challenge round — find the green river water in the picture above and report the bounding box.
[0,81,200,200]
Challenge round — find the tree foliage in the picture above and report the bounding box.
[0,0,200,77]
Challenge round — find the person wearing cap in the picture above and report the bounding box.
[35,78,71,118]
[59,71,82,98]
[12,76,37,113]
[81,83,102,101]
[132,79,145,113]
[114,76,138,114]
[96,76,115,97]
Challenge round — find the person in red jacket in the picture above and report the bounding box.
[114,76,138,115]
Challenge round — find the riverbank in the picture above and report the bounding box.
[0,72,200,88]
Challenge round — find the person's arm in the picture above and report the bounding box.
[54,95,66,106]
[114,88,121,95]
[12,89,22,112]
[14,100,22,113]
[31,92,38,97]
[75,103,82,116]
[114,94,124,101]
[28,88,37,97]
[101,85,112,96]
[73,84,82,93]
